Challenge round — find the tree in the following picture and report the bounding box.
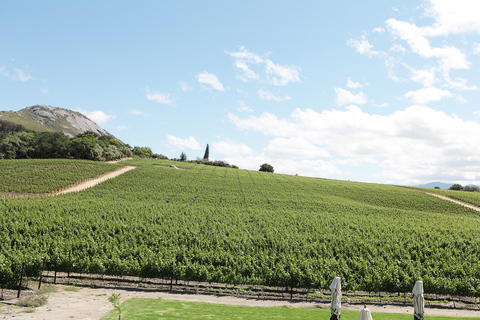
[35,132,70,158]
[108,293,122,320]
[449,184,464,191]
[259,163,274,173]
[69,136,97,160]
[179,151,187,161]
[203,144,209,161]
[464,185,480,192]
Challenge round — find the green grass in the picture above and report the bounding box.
[100,298,480,320]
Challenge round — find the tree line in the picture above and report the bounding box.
[0,119,155,161]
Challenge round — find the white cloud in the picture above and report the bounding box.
[228,105,480,185]
[374,102,389,108]
[258,88,291,102]
[76,109,116,125]
[422,0,480,36]
[347,78,363,89]
[14,69,33,81]
[474,43,480,54]
[212,139,253,157]
[41,89,49,94]
[444,77,478,90]
[265,60,301,86]
[334,88,367,106]
[264,137,330,159]
[226,46,301,86]
[390,44,406,53]
[0,67,33,81]
[410,67,437,87]
[128,109,150,117]
[146,88,173,105]
[166,134,202,150]
[386,18,469,73]
[237,101,253,112]
[234,60,260,82]
[179,81,193,92]
[404,87,453,105]
[373,27,385,33]
[196,71,225,92]
[347,35,381,57]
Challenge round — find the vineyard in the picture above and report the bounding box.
[0,159,121,194]
[1,158,480,298]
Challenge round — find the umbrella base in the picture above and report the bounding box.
[330,314,340,320]
[414,315,423,320]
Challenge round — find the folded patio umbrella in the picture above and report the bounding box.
[357,305,373,320]
[413,278,424,320]
[329,275,341,320]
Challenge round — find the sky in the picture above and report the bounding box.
[1,0,480,186]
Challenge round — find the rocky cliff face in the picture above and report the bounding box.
[22,105,111,137]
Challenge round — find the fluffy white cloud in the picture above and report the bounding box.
[422,0,480,36]
[146,88,173,105]
[410,67,437,87]
[334,88,367,106]
[166,134,202,150]
[404,87,453,105]
[228,105,480,185]
[76,109,116,125]
[196,71,225,91]
[226,46,301,86]
[347,35,381,57]
[386,18,469,73]
[264,137,330,159]
[258,88,291,102]
[212,139,253,157]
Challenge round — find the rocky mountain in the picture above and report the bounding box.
[0,105,112,137]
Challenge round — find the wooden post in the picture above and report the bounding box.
[17,262,26,298]
[38,257,47,290]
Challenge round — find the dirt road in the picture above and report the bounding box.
[55,166,137,195]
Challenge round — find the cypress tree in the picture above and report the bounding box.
[203,144,209,161]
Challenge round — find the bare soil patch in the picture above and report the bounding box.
[55,166,137,195]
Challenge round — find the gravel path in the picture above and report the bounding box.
[2,285,480,319]
[55,166,137,195]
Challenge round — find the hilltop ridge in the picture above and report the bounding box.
[0,104,112,137]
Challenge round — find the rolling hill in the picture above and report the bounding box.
[1,158,480,297]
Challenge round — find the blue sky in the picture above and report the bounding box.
[1,0,480,186]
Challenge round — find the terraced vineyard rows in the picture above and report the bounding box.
[0,159,122,194]
[1,158,480,298]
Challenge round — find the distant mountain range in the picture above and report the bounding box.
[0,105,112,138]
[416,182,480,190]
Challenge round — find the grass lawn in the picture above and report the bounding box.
[100,298,480,320]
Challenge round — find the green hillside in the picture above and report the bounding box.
[0,110,56,133]
[1,158,480,297]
